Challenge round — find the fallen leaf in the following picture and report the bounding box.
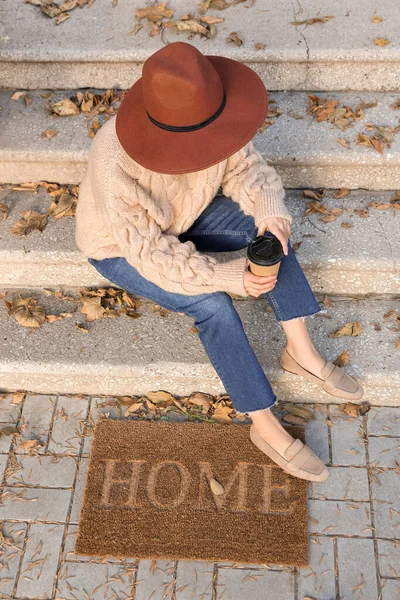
[12,391,26,404]
[80,296,105,321]
[11,210,48,235]
[333,349,350,367]
[5,296,46,328]
[333,188,350,198]
[210,477,224,495]
[41,128,59,139]
[49,98,80,117]
[226,31,243,46]
[374,37,390,47]
[371,15,383,23]
[328,321,364,337]
[145,391,175,405]
[0,425,19,438]
[291,15,334,26]
[0,203,8,222]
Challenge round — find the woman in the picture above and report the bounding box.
[75,41,363,483]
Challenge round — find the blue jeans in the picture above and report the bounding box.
[87,194,321,414]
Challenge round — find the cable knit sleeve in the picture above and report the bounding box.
[222,140,293,227]
[104,176,250,298]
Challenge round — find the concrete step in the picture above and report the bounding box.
[1,89,400,187]
[1,0,400,91]
[1,185,399,295]
[0,289,399,405]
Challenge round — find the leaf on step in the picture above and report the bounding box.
[124,402,145,416]
[336,138,351,148]
[226,31,243,46]
[80,296,105,321]
[212,404,233,424]
[41,128,59,139]
[371,15,383,23]
[323,294,333,307]
[75,323,89,333]
[5,296,46,328]
[341,222,354,228]
[333,188,350,198]
[12,391,26,404]
[284,405,315,421]
[328,320,364,337]
[12,210,48,235]
[396,337,400,349]
[333,349,350,367]
[374,37,390,46]
[187,392,212,412]
[338,402,370,417]
[136,3,174,22]
[48,192,76,219]
[145,391,175,405]
[282,414,307,425]
[0,203,8,222]
[291,15,334,26]
[303,189,326,200]
[49,98,80,117]
[0,425,19,438]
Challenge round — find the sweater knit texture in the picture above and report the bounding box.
[75,115,293,298]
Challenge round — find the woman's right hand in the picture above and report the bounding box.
[243,258,278,298]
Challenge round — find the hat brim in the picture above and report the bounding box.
[115,55,268,174]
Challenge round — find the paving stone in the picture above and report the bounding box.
[5,454,76,488]
[381,578,400,599]
[0,487,71,522]
[175,561,214,600]
[16,522,64,599]
[367,407,400,437]
[0,394,21,422]
[63,524,135,564]
[47,395,89,455]
[216,567,295,599]
[0,453,8,481]
[337,538,379,600]
[82,397,124,456]
[330,408,367,466]
[369,436,400,468]
[298,536,336,600]
[69,458,88,525]
[0,521,28,597]
[377,539,400,578]
[16,394,56,454]
[0,423,15,454]
[304,404,330,464]
[56,561,137,599]
[309,467,370,501]
[135,559,176,600]
[309,500,372,537]
[371,469,400,539]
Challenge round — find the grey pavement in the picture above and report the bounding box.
[0,290,399,403]
[1,185,399,295]
[2,89,400,187]
[0,393,399,599]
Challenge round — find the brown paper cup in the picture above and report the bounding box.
[248,260,281,276]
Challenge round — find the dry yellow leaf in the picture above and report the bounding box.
[210,477,224,495]
[12,391,26,404]
[212,404,233,424]
[50,98,80,116]
[12,210,48,235]
[374,37,390,46]
[333,188,350,198]
[333,349,350,367]
[371,15,383,23]
[146,391,175,405]
[336,138,350,149]
[0,203,8,222]
[80,296,105,321]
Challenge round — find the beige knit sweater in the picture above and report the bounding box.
[75,115,293,298]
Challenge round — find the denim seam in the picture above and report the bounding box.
[265,289,284,321]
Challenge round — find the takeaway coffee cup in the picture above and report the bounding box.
[246,233,284,276]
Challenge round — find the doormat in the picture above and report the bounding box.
[75,419,309,566]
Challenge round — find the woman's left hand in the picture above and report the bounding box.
[257,217,291,256]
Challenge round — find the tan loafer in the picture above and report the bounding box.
[280,346,364,401]
[250,424,329,482]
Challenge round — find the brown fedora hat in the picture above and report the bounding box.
[115,41,268,174]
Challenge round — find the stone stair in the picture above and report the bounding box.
[0,0,399,403]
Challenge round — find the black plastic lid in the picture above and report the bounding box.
[247,233,283,266]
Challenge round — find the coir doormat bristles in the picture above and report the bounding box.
[75,419,309,566]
